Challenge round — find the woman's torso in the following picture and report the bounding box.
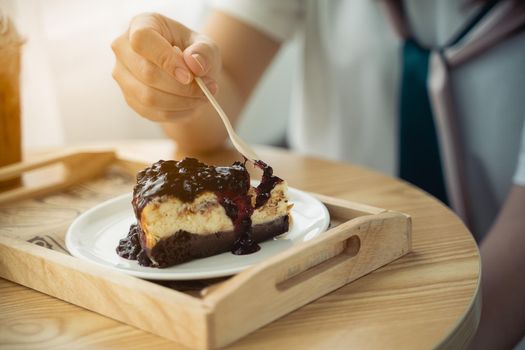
[289,0,525,237]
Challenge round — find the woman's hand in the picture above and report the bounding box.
[111,13,221,122]
[111,10,279,152]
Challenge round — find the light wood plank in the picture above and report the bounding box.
[0,141,481,350]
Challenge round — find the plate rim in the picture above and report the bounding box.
[65,187,330,280]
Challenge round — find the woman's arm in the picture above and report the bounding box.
[470,185,525,349]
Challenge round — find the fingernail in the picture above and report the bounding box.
[191,53,206,73]
[175,67,191,84]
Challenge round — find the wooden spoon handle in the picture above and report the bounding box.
[195,77,259,162]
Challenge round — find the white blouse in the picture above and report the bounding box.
[211,0,525,238]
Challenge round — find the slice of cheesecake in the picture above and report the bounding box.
[116,158,291,268]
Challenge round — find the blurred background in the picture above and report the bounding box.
[1,0,297,150]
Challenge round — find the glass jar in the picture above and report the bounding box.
[0,11,23,188]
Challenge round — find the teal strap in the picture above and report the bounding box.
[399,39,448,204]
[398,1,498,204]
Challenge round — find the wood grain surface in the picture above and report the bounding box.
[0,188,411,349]
[0,140,481,349]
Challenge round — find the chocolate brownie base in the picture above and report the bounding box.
[148,215,289,268]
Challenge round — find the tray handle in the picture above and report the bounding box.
[0,149,116,204]
[204,209,411,347]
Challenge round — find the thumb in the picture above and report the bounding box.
[128,14,193,85]
[183,35,221,78]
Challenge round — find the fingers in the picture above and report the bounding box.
[128,13,221,83]
[128,13,193,84]
[112,33,204,97]
[112,61,207,121]
[111,12,223,122]
[123,94,195,122]
[183,34,221,78]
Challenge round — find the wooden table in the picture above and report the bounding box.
[0,140,481,349]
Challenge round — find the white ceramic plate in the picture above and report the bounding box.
[66,187,330,280]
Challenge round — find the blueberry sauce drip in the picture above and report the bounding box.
[217,190,259,255]
[121,157,283,264]
[116,223,152,266]
[254,160,283,209]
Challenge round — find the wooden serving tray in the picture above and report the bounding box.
[0,150,412,349]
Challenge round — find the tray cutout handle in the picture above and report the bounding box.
[205,210,411,348]
[0,149,116,204]
[276,234,361,292]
